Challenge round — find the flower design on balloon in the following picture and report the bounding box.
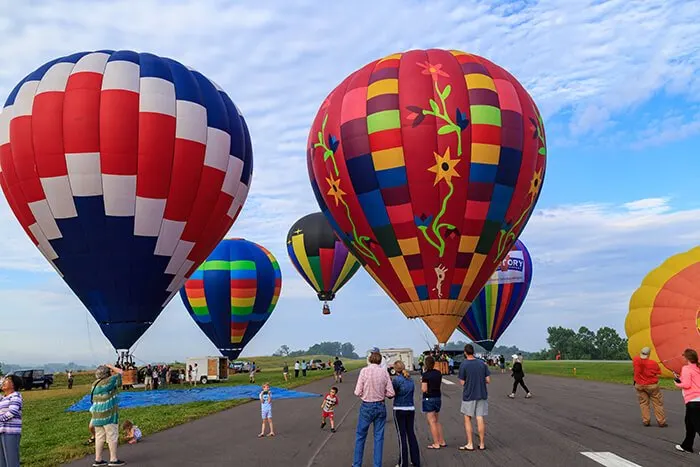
[314,114,339,176]
[415,148,460,258]
[417,61,449,80]
[326,174,346,206]
[405,62,470,258]
[323,169,379,266]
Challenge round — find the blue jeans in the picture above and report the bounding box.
[0,433,21,467]
[353,401,386,467]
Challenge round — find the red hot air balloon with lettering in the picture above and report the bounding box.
[307,49,546,343]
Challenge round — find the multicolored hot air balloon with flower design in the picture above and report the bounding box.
[0,51,253,352]
[307,49,546,342]
[286,212,361,314]
[180,238,281,360]
[457,239,532,351]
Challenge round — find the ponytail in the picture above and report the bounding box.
[393,360,410,379]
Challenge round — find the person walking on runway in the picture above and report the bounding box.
[508,354,532,399]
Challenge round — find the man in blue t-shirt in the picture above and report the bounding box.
[457,344,491,451]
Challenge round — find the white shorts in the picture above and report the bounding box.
[461,400,488,418]
[94,423,119,444]
[261,405,272,419]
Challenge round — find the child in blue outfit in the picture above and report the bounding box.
[258,383,275,437]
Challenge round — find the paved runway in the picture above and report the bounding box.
[67,369,698,466]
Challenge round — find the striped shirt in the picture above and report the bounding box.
[90,374,122,427]
[354,364,395,402]
[0,391,22,435]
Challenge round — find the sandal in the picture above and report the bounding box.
[427,444,441,449]
[257,433,265,438]
[458,445,475,451]
[84,437,95,446]
[479,446,486,450]
[267,433,275,437]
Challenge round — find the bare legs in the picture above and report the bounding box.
[426,412,445,448]
[259,418,275,437]
[463,415,485,449]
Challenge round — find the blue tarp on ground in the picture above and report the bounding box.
[66,385,320,412]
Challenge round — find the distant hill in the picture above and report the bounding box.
[0,362,94,375]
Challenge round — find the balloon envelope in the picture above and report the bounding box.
[180,238,282,360]
[626,246,700,376]
[0,51,253,349]
[306,49,546,342]
[286,212,360,305]
[457,239,532,351]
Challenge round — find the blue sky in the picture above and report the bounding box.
[1,0,700,365]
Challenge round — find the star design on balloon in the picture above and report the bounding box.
[528,167,544,198]
[326,174,346,206]
[293,229,303,235]
[428,148,460,186]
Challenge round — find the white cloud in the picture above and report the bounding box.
[2,1,700,362]
[630,110,700,149]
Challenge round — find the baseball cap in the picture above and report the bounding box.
[640,347,651,359]
[370,347,380,353]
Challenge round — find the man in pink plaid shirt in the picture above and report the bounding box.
[353,349,395,467]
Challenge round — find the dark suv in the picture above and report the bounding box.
[13,370,54,390]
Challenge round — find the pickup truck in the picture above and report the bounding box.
[12,369,54,390]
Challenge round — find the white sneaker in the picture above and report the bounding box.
[508,393,515,399]
[525,393,532,398]
[675,444,691,453]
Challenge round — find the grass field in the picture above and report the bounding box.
[524,360,678,390]
[18,355,364,467]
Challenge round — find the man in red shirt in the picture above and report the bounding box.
[633,347,667,427]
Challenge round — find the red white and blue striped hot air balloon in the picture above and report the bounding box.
[0,51,253,352]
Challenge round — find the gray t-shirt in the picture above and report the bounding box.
[458,358,490,401]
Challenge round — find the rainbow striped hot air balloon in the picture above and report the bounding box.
[286,212,360,314]
[627,246,700,376]
[180,238,281,359]
[457,239,532,351]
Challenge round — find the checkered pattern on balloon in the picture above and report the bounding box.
[307,49,546,343]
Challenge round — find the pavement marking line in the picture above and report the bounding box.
[581,452,643,467]
[305,397,361,467]
[442,378,456,385]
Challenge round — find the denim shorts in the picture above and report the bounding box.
[422,396,441,413]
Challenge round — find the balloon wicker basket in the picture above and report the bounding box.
[436,361,449,375]
[121,369,138,386]
[322,303,331,315]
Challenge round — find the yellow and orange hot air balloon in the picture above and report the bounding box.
[626,246,700,376]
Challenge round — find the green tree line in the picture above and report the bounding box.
[530,326,629,360]
[273,341,360,359]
